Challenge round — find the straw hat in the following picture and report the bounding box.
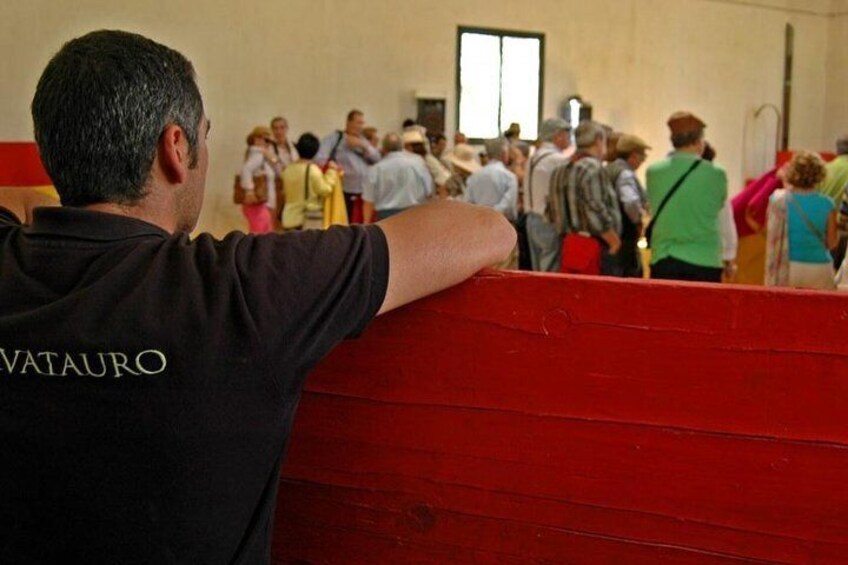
[246,126,273,145]
[401,129,425,145]
[446,143,481,174]
[616,134,651,154]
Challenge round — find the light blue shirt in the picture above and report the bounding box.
[363,151,433,210]
[315,131,381,194]
[464,160,518,220]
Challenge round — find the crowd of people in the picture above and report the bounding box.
[239,108,848,291]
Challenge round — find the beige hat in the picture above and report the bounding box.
[402,129,425,145]
[247,125,273,145]
[617,134,651,154]
[667,111,706,135]
[446,144,481,173]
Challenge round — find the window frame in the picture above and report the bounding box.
[455,26,546,145]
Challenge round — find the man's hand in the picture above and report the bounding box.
[722,260,738,282]
[600,230,622,255]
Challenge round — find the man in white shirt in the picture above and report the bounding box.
[363,131,433,223]
[466,137,518,221]
[523,119,571,271]
[466,137,519,268]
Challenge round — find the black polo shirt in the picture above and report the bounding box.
[0,207,389,564]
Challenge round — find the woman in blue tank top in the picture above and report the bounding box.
[766,152,838,290]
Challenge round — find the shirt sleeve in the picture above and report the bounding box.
[310,167,335,199]
[463,179,477,204]
[719,201,738,261]
[616,170,645,225]
[418,162,435,197]
[363,167,377,203]
[233,225,390,382]
[240,151,265,189]
[583,165,615,231]
[362,142,381,164]
[314,135,331,166]
[425,155,450,186]
[494,172,518,219]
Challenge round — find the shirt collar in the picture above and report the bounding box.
[670,150,702,161]
[26,207,171,241]
[485,160,507,171]
[614,157,634,170]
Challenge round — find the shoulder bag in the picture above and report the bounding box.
[233,174,269,205]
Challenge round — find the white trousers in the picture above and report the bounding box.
[788,261,835,291]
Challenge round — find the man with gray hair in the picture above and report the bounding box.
[1,30,516,564]
[820,133,848,267]
[549,121,622,275]
[362,131,434,223]
[465,138,518,219]
[466,137,519,267]
[523,118,571,271]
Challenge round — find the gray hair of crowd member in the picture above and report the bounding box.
[670,129,704,149]
[574,121,606,149]
[382,132,403,153]
[539,118,571,142]
[484,137,509,159]
[31,30,204,208]
[836,134,848,155]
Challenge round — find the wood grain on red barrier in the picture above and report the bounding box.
[273,271,848,564]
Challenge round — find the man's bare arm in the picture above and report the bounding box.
[376,200,516,315]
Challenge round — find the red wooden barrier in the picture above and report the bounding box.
[273,271,848,563]
[0,142,52,186]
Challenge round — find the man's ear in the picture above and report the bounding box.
[157,124,190,184]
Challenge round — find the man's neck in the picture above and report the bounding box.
[676,146,701,156]
[84,196,179,234]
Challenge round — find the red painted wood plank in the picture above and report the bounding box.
[275,482,771,564]
[277,478,842,564]
[274,272,848,563]
[305,275,848,444]
[281,396,848,557]
[0,142,52,186]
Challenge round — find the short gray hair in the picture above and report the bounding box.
[539,118,571,142]
[382,132,402,153]
[836,134,848,155]
[485,137,508,159]
[574,121,605,149]
[32,30,204,207]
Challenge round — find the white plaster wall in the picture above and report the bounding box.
[0,0,839,235]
